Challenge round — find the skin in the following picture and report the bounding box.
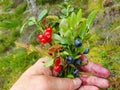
[10,57,110,90]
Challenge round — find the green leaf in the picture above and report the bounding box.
[60,15,66,18]
[46,15,59,21]
[59,19,68,36]
[74,55,80,59]
[70,12,77,28]
[64,30,72,37]
[67,74,74,78]
[79,19,87,40]
[77,9,82,25]
[69,64,76,68]
[38,9,48,22]
[61,51,69,57]
[69,7,74,12]
[28,17,36,22]
[60,38,69,45]
[28,21,35,26]
[44,58,54,67]
[53,34,61,40]
[77,46,85,53]
[87,10,97,29]
[61,8,67,15]
[20,22,27,33]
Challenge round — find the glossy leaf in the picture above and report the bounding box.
[77,9,82,25]
[53,34,61,40]
[67,74,74,78]
[28,21,35,26]
[38,9,48,22]
[87,10,97,29]
[28,17,36,22]
[70,12,77,28]
[69,7,74,12]
[61,8,67,15]
[60,38,69,45]
[59,19,68,36]
[44,58,54,67]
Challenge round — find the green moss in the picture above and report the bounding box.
[88,0,103,11]
[14,2,27,16]
[0,0,14,11]
[0,48,40,89]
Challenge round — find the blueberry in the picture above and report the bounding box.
[74,39,82,47]
[74,59,82,66]
[66,56,74,64]
[73,69,79,77]
[83,48,89,54]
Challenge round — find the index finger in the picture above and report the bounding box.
[79,62,110,78]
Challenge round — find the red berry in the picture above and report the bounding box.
[47,37,52,43]
[55,57,61,65]
[44,31,52,39]
[38,34,43,40]
[46,26,52,33]
[54,65,62,72]
[40,38,47,44]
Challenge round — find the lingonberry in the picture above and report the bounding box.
[44,31,52,40]
[47,38,52,43]
[74,39,82,47]
[73,69,79,77]
[66,56,74,64]
[54,65,62,72]
[83,48,89,54]
[55,57,61,65]
[40,38,47,44]
[46,26,52,33]
[38,34,43,40]
[74,59,82,66]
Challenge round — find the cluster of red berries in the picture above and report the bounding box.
[38,26,53,44]
[53,57,62,72]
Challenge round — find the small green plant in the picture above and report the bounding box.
[20,7,97,78]
[20,9,48,41]
[100,50,108,58]
[58,2,74,18]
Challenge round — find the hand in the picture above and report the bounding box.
[10,57,110,90]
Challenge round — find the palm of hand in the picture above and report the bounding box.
[10,57,110,90]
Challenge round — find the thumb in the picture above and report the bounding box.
[48,77,81,90]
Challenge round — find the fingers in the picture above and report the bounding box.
[24,57,52,76]
[81,75,109,88]
[79,85,99,90]
[79,62,110,78]
[47,77,81,90]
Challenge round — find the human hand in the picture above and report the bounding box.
[10,57,110,90]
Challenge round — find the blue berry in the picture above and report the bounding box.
[74,59,82,66]
[66,56,74,64]
[74,39,82,47]
[73,69,79,77]
[83,48,89,54]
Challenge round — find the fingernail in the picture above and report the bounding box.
[73,78,81,89]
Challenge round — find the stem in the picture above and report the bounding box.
[66,5,70,16]
[35,21,44,33]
